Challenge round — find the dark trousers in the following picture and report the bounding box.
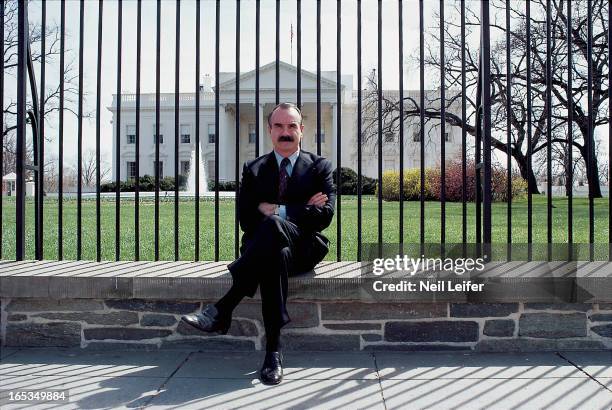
[227,215,309,333]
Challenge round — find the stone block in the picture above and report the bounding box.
[524,303,592,312]
[160,338,255,351]
[519,313,586,338]
[141,314,178,327]
[176,319,258,337]
[385,321,479,342]
[599,303,612,310]
[282,334,361,351]
[589,314,612,322]
[450,303,518,317]
[105,299,200,314]
[321,302,446,321]
[32,311,139,326]
[476,338,606,352]
[365,344,471,351]
[7,314,27,321]
[6,299,104,312]
[6,322,81,347]
[591,324,612,338]
[84,327,172,340]
[232,302,319,328]
[361,334,382,342]
[483,320,515,337]
[84,342,159,351]
[324,323,381,331]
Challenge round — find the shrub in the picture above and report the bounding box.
[101,175,182,192]
[378,168,437,201]
[208,180,237,191]
[332,167,377,195]
[378,159,528,202]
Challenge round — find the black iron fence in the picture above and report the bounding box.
[1,0,609,262]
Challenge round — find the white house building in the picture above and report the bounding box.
[108,61,462,184]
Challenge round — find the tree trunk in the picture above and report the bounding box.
[513,152,541,195]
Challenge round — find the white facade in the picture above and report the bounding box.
[108,61,462,183]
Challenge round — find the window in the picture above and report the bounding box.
[153,124,163,144]
[248,124,256,144]
[180,124,191,143]
[208,124,216,144]
[384,160,395,170]
[126,125,136,144]
[444,132,451,142]
[154,161,164,179]
[180,160,190,176]
[413,131,421,142]
[385,132,395,142]
[317,131,325,143]
[127,161,136,181]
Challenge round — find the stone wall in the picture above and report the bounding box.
[2,298,611,351]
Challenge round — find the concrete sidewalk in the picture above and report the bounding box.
[0,347,610,409]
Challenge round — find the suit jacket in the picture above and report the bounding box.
[237,149,336,271]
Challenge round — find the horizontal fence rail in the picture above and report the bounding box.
[1,0,609,263]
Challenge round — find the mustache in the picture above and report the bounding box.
[278,135,294,142]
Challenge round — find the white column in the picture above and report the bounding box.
[225,106,237,181]
[219,104,228,181]
[258,103,266,155]
[331,103,337,169]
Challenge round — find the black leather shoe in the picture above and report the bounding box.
[259,351,283,385]
[181,304,231,335]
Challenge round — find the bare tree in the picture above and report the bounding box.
[363,0,609,197]
[76,148,110,188]
[2,0,86,178]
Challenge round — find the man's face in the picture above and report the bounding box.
[268,107,304,156]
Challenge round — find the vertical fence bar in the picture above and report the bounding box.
[255,0,260,158]
[481,0,492,252]
[16,0,27,261]
[235,0,240,259]
[505,0,511,256]
[155,0,161,261]
[357,0,362,261]
[0,0,4,259]
[77,0,85,260]
[195,0,200,261]
[398,0,404,249]
[316,0,321,155]
[609,0,611,258]
[586,0,594,259]
[440,0,445,246]
[174,0,180,261]
[58,0,65,260]
[115,0,122,261]
[461,0,466,247]
[336,0,341,261]
[526,0,533,258]
[215,0,220,261]
[546,0,552,259]
[96,0,103,262]
[275,0,279,105]
[135,0,141,261]
[377,0,382,254]
[37,0,46,260]
[567,0,573,247]
[419,0,425,245]
[297,0,301,108]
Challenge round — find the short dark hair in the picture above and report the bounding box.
[267,102,303,127]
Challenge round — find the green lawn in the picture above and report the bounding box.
[0,195,608,261]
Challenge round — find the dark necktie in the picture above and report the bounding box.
[278,157,290,204]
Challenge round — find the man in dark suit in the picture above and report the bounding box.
[181,102,335,385]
